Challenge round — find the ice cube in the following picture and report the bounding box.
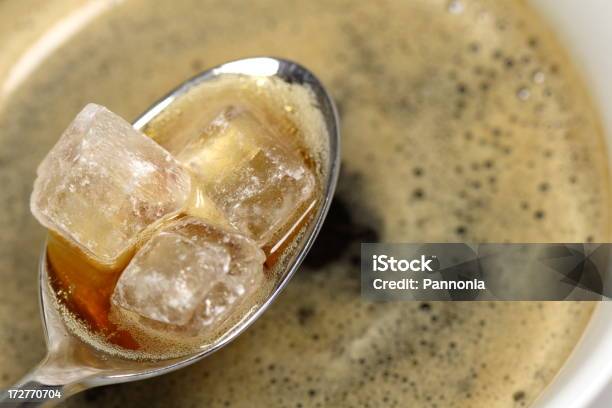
[111,217,265,332]
[31,104,191,268]
[175,106,316,244]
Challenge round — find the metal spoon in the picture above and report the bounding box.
[0,57,340,407]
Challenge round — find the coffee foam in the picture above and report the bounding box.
[0,0,608,406]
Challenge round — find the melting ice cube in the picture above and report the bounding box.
[31,104,191,268]
[175,107,316,245]
[111,217,265,331]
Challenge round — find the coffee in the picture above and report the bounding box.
[0,0,608,406]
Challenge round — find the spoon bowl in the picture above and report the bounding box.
[0,57,340,407]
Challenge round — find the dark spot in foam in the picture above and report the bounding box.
[297,306,315,325]
[303,179,380,268]
[419,302,431,311]
[513,390,526,401]
[349,254,360,267]
[191,59,204,71]
[551,64,559,74]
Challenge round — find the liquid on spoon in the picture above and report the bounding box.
[35,73,330,360]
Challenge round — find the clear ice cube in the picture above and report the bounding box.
[111,217,265,331]
[31,103,191,267]
[175,107,316,244]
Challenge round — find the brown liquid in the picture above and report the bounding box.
[47,233,139,349]
[46,75,326,360]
